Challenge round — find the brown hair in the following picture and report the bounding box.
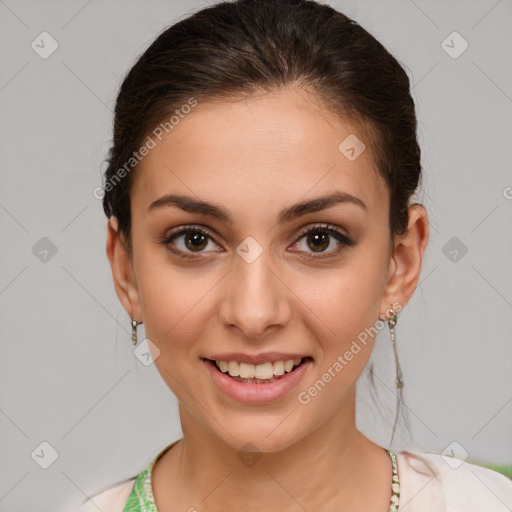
[102,0,422,444]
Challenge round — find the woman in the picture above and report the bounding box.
[77,0,512,510]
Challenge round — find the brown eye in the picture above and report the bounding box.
[292,224,354,257]
[160,225,221,255]
[306,232,330,252]
[183,232,208,252]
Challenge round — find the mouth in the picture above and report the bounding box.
[203,356,314,384]
[202,355,314,404]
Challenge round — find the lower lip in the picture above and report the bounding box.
[203,358,312,404]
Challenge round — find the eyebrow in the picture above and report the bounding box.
[148,191,367,224]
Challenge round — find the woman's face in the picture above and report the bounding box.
[110,87,418,452]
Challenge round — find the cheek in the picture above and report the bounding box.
[135,236,217,321]
[134,254,203,349]
[137,265,212,400]
[295,272,385,408]
[299,255,387,338]
[292,253,389,394]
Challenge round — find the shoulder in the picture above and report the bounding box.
[73,478,136,512]
[72,441,180,512]
[396,450,512,511]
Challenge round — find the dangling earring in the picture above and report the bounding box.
[131,317,141,346]
[388,308,403,389]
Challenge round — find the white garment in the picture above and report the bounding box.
[74,450,512,511]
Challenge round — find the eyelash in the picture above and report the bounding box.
[159,223,354,259]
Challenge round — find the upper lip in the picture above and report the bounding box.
[204,352,312,365]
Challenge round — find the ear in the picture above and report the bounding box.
[379,204,429,316]
[105,216,142,322]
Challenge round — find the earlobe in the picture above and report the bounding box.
[106,216,142,321]
[380,204,429,313]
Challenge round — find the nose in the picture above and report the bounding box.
[219,246,291,340]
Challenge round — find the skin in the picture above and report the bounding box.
[106,86,429,511]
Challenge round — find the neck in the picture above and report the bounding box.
[155,390,393,511]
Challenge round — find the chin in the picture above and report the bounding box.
[213,417,306,454]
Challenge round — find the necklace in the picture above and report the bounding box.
[386,449,400,511]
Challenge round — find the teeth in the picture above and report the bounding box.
[239,362,255,379]
[284,360,295,372]
[273,360,285,376]
[215,358,303,379]
[254,362,273,380]
[218,360,229,373]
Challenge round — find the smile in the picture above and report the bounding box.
[202,357,313,404]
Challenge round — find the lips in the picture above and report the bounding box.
[203,356,313,404]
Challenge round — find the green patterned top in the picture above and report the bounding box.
[122,441,179,512]
[122,441,400,512]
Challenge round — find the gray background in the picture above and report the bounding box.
[0,1,511,511]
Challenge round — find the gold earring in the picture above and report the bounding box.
[388,308,403,389]
[131,317,141,346]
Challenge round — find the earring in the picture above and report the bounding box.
[388,308,403,389]
[131,317,141,346]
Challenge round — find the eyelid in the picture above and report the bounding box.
[294,222,350,240]
[164,224,218,242]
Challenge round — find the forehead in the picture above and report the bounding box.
[132,87,387,219]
